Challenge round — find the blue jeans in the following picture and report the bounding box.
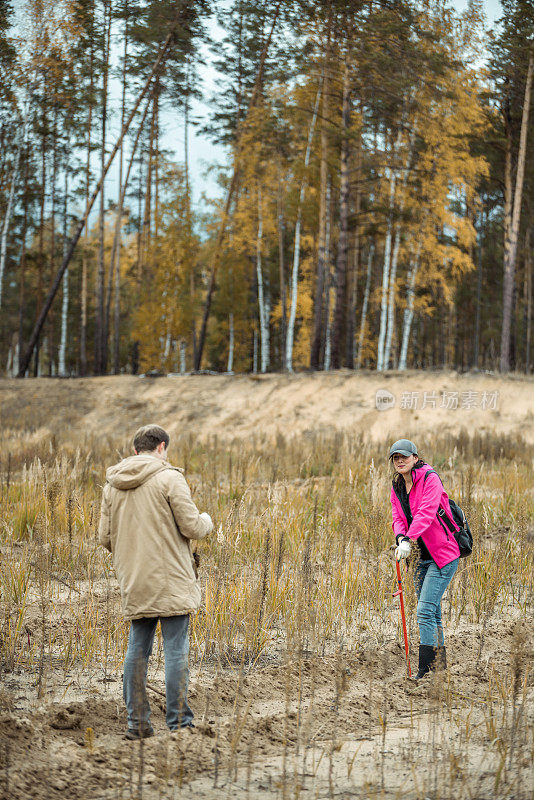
[414,559,459,647]
[123,614,193,732]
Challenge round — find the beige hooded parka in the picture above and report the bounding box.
[98,454,212,620]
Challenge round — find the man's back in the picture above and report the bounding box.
[98,453,211,620]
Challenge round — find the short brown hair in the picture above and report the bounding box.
[133,424,170,453]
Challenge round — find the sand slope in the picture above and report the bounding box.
[1,370,533,443]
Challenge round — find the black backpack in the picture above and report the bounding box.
[424,470,473,558]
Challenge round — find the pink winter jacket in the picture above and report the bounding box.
[390,463,460,568]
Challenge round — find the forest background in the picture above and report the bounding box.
[0,0,533,379]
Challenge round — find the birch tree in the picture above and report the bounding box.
[285,88,321,372]
[256,185,270,372]
[0,141,20,308]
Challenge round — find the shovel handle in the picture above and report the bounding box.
[395,560,412,678]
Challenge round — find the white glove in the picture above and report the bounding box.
[395,538,411,561]
[200,512,213,533]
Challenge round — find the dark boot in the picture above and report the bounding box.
[125,726,154,740]
[436,646,447,670]
[414,644,436,680]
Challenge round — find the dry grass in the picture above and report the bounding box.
[0,421,533,799]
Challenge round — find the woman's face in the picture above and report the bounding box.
[392,452,418,475]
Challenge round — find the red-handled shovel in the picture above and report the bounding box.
[393,560,412,677]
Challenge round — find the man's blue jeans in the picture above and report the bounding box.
[123,614,193,732]
[414,559,459,647]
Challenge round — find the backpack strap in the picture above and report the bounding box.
[422,469,456,532]
[423,469,439,484]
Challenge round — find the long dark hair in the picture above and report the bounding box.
[392,456,426,486]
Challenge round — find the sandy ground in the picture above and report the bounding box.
[1,611,533,799]
[0,370,533,445]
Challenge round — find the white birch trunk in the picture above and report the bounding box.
[227,313,234,373]
[6,346,13,377]
[384,137,414,370]
[13,334,19,377]
[180,340,186,374]
[285,88,321,372]
[253,329,258,373]
[256,186,269,372]
[383,221,401,370]
[163,333,171,361]
[357,243,375,369]
[58,274,69,375]
[0,147,21,308]
[376,168,397,371]
[398,240,422,371]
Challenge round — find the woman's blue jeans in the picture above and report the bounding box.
[123,614,193,733]
[414,559,459,647]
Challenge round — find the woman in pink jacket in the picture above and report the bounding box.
[389,439,460,679]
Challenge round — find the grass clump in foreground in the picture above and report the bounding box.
[0,427,532,798]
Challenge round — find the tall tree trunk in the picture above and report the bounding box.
[154,88,160,241]
[35,97,48,378]
[17,141,29,375]
[112,2,129,375]
[285,88,321,372]
[80,23,94,378]
[526,223,532,372]
[384,140,413,370]
[331,56,351,369]
[256,185,269,372]
[500,46,534,372]
[345,133,362,369]
[58,169,69,376]
[48,110,59,376]
[277,157,286,366]
[136,151,144,281]
[139,92,157,281]
[311,62,330,370]
[376,166,396,371]
[474,204,484,369]
[383,214,402,370]
[227,314,234,373]
[0,143,20,308]
[183,70,198,367]
[398,239,423,371]
[95,0,111,375]
[253,328,258,373]
[356,242,374,369]
[322,180,334,370]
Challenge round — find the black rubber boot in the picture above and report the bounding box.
[414,644,436,680]
[436,646,447,670]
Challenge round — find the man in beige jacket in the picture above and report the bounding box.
[98,424,213,739]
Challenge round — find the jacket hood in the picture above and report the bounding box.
[411,462,433,482]
[106,454,176,490]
